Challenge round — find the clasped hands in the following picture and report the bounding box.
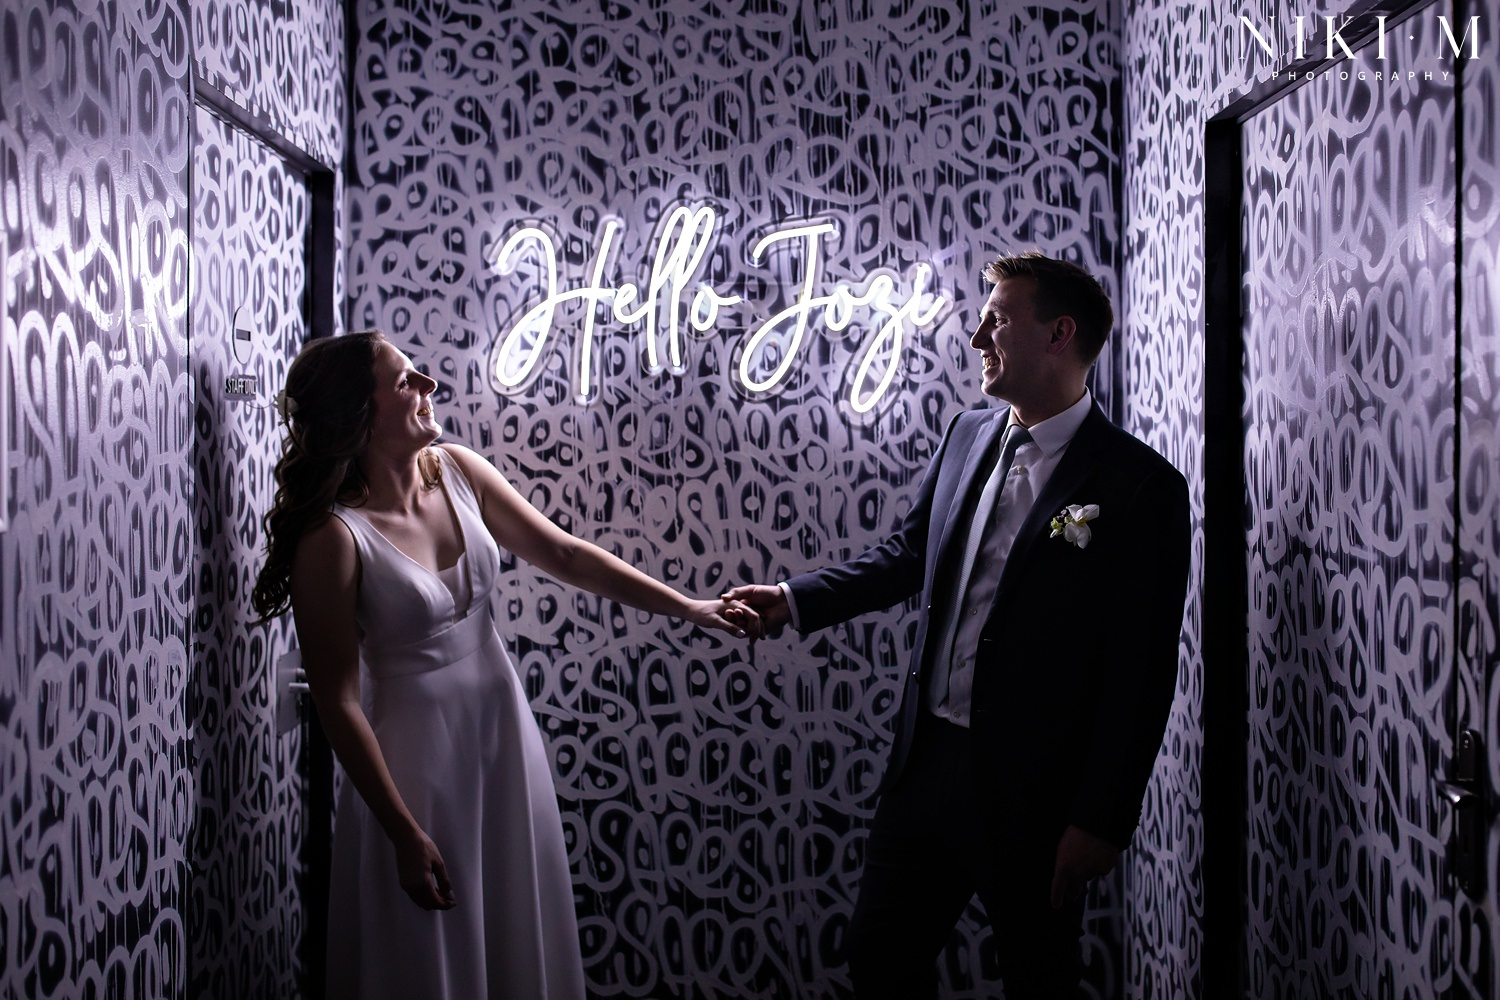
[717,584,787,640]
[683,585,786,641]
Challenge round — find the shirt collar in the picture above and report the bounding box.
[1008,389,1092,459]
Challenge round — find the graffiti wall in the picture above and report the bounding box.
[348,1,1131,996]
[0,1,193,995]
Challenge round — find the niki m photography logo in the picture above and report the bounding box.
[1240,12,1481,83]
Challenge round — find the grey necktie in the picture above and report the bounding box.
[930,423,1033,706]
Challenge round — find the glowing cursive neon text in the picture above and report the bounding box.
[489,202,947,413]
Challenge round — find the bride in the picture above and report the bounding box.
[250,330,753,998]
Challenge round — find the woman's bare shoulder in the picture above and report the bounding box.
[436,441,484,471]
[294,511,358,567]
[435,442,508,493]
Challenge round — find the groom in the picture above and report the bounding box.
[726,252,1191,998]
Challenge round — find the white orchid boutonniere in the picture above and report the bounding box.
[1049,503,1101,549]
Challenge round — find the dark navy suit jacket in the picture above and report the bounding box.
[786,402,1191,849]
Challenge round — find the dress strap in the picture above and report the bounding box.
[433,447,481,511]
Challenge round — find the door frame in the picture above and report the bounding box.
[189,72,339,999]
[1199,1,1456,996]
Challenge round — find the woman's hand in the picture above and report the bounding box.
[683,597,760,639]
[720,585,789,637]
[393,827,457,910]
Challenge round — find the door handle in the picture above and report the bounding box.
[1440,729,1485,899]
[1437,781,1476,808]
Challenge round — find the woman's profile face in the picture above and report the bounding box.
[366,342,441,453]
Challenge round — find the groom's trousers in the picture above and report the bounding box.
[846,711,1087,1000]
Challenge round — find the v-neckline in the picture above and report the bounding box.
[344,473,468,582]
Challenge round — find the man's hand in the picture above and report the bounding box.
[721,584,790,639]
[1049,825,1120,909]
[682,597,756,638]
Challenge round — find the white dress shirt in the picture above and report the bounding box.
[927,390,1092,725]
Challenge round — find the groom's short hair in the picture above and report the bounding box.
[982,252,1113,366]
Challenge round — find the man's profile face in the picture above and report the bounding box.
[969,277,1056,401]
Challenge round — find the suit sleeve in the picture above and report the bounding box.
[1068,462,1191,847]
[785,412,965,633]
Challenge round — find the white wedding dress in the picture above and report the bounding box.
[324,448,585,999]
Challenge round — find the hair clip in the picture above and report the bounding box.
[275,389,300,423]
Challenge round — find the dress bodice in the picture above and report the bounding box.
[332,448,501,677]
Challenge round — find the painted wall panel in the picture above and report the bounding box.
[187,105,310,1000]
[191,0,344,171]
[0,1,193,997]
[1241,18,1457,994]
[1457,0,1500,995]
[347,1,1127,997]
[1124,0,1499,995]
[182,1,347,995]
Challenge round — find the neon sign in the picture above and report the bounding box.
[488,201,947,415]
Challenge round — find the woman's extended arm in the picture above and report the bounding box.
[288,516,456,911]
[440,444,751,636]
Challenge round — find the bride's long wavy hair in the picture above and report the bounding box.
[251,330,438,621]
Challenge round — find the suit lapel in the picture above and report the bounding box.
[990,403,1112,609]
[928,408,1007,591]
